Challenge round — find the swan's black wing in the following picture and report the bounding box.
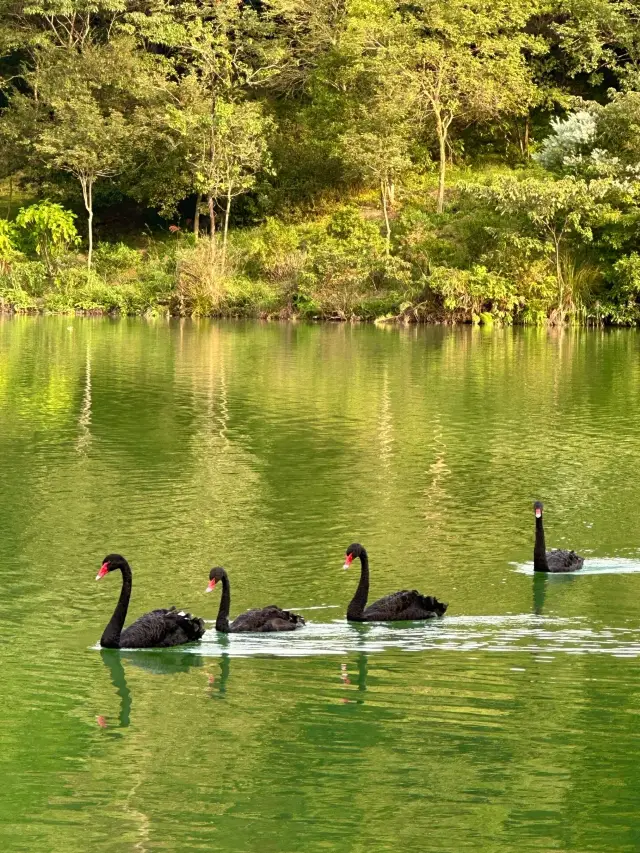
[229,606,305,633]
[546,549,584,573]
[363,590,447,622]
[119,607,205,648]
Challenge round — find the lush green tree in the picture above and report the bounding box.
[4,35,170,266]
[554,0,640,89]
[130,0,278,263]
[339,89,413,254]
[36,81,130,268]
[215,101,273,265]
[596,91,640,166]
[472,175,617,321]
[0,0,126,55]
[393,0,539,212]
[166,79,272,266]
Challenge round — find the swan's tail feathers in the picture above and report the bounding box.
[279,609,305,628]
[176,611,206,641]
[424,595,448,617]
[269,605,305,627]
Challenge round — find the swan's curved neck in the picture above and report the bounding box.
[100,563,132,648]
[534,515,549,572]
[216,573,231,633]
[347,550,369,621]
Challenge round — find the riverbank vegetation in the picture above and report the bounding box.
[1,0,640,323]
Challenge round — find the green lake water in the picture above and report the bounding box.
[2,317,640,852]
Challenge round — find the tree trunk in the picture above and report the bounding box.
[222,184,232,273]
[388,180,396,207]
[208,193,216,267]
[523,115,530,160]
[436,117,447,215]
[87,184,93,270]
[194,193,201,236]
[381,179,391,256]
[446,137,454,165]
[80,175,94,270]
[6,174,12,219]
[554,234,565,323]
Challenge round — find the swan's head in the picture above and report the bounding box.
[534,501,544,518]
[96,553,127,580]
[206,566,226,592]
[344,543,365,569]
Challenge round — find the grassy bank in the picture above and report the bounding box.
[2,166,640,326]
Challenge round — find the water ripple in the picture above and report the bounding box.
[89,614,640,659]
[513,557,640,575]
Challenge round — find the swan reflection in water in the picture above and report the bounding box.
[339,652,368,704]
[98,649,205,729]
[532,570,581,616]
[207,654,231,700]
[533,572,548,616]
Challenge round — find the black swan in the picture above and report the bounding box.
[205,566,305,632]
[96,554,206,648]
[343,543,447,622]
[533,502,584,573]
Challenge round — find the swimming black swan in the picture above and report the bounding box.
[343,543,447,622]
[205,566,305,632]
[533,502,584,573]
[96,554,206,648]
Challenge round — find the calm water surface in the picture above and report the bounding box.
[1,318,640,852]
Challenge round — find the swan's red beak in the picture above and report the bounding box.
[343,553,354,570]
[535,507,542,518]
[206,579,216,593]
[96,563,109,581]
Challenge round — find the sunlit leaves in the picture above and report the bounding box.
[15,200,79,273]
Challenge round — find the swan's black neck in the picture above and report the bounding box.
[534,515,549,572]
[347,549,369,621]
[100,562,132,648]
[215,572,231,633]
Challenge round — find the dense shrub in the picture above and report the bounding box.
[1,162,640,323]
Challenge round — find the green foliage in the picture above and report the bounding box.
[240,218,305,289]
[0,258,47,311]
[15,202,79,274]
[604,253,640,322]
[1,0,640,322]
[93,242,141,277]
[595,92,640,168]
[0,219,20,272]
[427,265,519,321]
[293,208,408,318]
[469,175,619,321]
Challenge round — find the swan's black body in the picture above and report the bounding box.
[97,554,205,648]
[533,502,584,573]
[344,543,447,622]
[206,567,305,633]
